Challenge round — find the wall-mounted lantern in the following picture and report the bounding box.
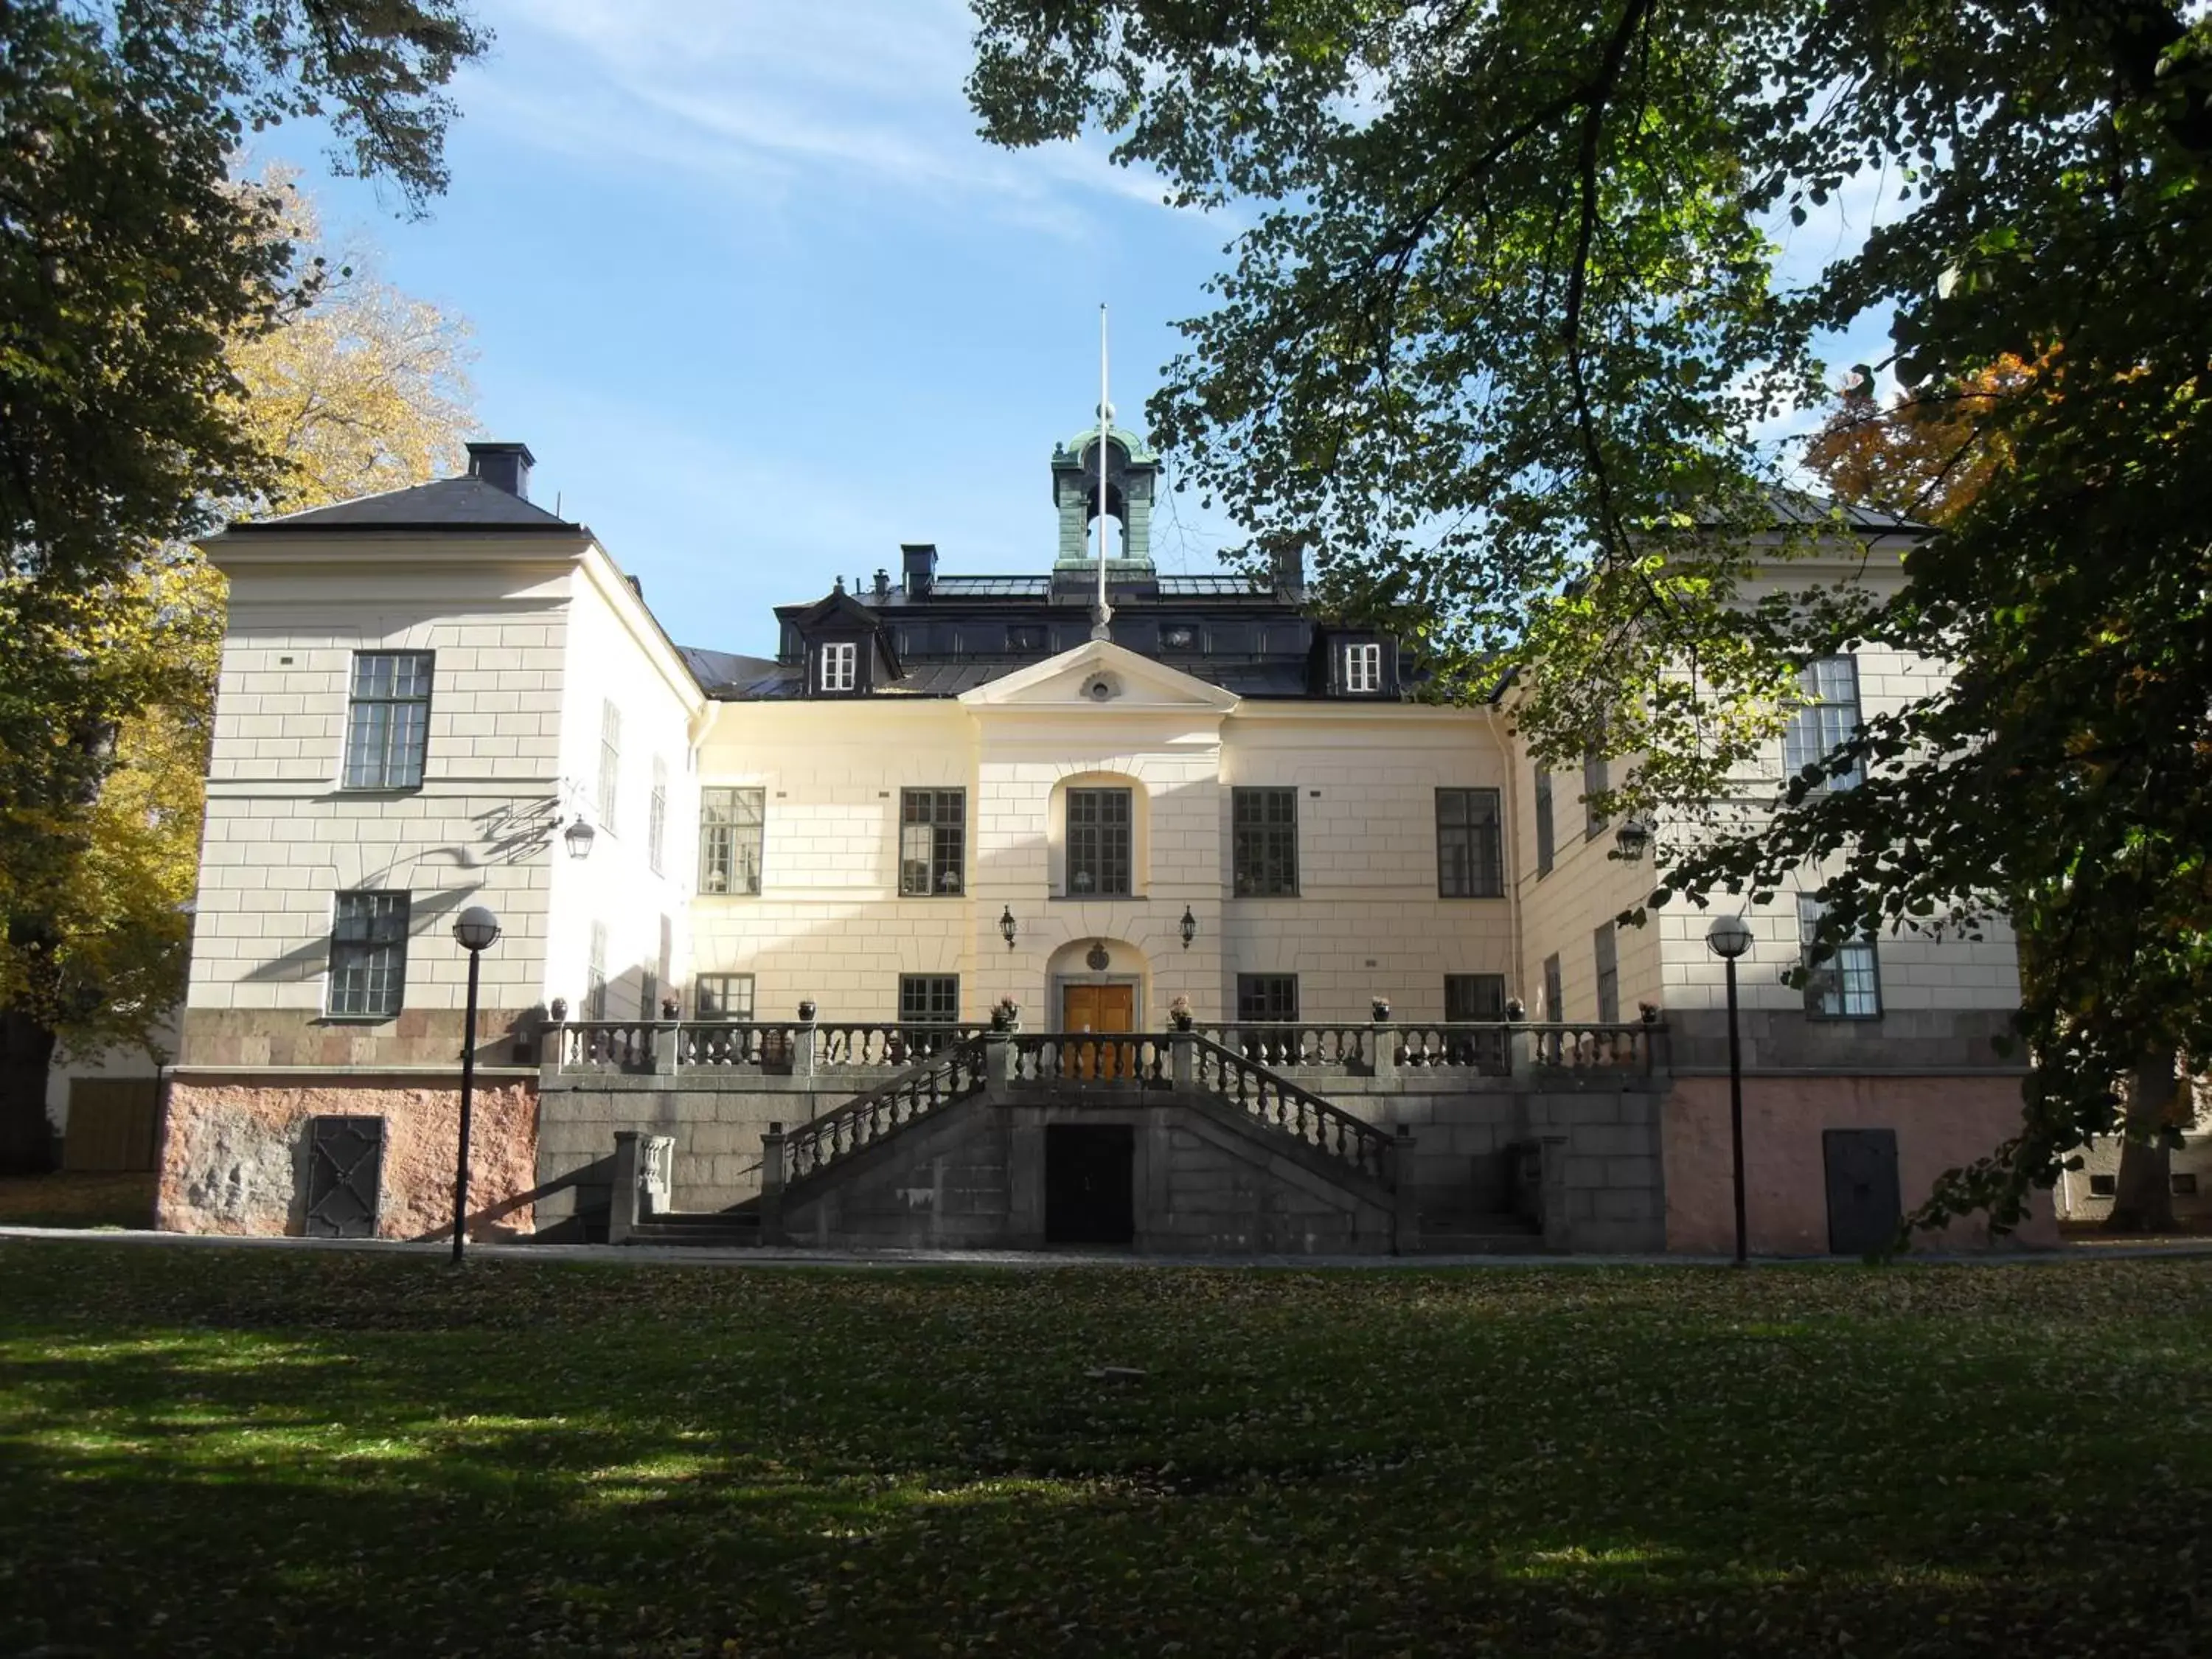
[999,905,1018,951]
[1178,905,1197,950]
[1613,818,1652,861]
[563,816,597,860]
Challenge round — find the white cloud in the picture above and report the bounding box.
[462,0,1182,237]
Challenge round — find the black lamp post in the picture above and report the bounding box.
[1705,911,1754,1265]
[450,904,501,1266]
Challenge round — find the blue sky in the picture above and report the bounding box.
[268,0,1248,657]
[271,0,1894,658]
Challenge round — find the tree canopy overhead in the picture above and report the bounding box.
[969,1,2212,1228]
[0,0,487,1169]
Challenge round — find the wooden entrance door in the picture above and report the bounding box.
[1062,983,1136,1079]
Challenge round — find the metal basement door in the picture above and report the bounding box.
[1822,1128,1902,1256]
[305,1116,387,1239]
[1044,1124,1135,1245]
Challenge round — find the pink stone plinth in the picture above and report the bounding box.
[158,1080,540,1240]
[1662,1074,2056,1254]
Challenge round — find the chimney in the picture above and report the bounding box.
[467,440,536,499]
[901,542,937,598]
[1269,540,1306,597]
[872,568,891,602]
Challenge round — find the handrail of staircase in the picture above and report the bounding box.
[783,1035,990,1183]
[1185,1034,1397,1186]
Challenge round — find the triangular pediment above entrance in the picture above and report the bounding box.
[957,640,1240,713]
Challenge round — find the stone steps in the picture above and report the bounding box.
[627,1209,762,1248]
[1417,1213,1547,1254]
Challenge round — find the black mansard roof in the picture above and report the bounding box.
[689,566,1371,702]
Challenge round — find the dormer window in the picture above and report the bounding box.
[820,641,857,692]
[1343,641,1382,693]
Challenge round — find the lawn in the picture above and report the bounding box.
[1,1246,2206,1658]
[0,1171,155,1229]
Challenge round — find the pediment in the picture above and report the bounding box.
[958,641,1239,713]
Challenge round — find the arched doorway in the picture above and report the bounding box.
[1044,937,1149,1081]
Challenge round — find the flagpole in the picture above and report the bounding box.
[1092,302,1113,641]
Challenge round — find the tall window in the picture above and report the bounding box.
[1593,923,1619,1023]
[1343,641,1382,693]
[1237,974,1298,1022]
[820,641,857,692]
[597,700,622,833]
[1542,953,1564,1023]
[647,758,667,876]
[898,974,960,1024]
[1436,788,1504,897]
[1798,896,1881,1018]
[1065,787,1133,896]
[1231,787,1298,897]
[695,973,754,1020]
[1534,768,1555,876]
[698,787,765,895]
[1583,748,1608,839]
[341,652,433,789]
[1784,655,1863,790]
[900,789,966,896]
[327,891,409,1016]
[587,921,609,1020]
[1444,974,1507,1022]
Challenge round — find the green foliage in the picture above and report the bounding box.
[2,1247,2208,1656]
[969,1,2212,1228]
[0,1,487,1166]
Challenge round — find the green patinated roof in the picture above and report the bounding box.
[1051,422,1159,468]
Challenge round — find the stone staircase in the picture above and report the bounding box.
[609,1030,1441,1252]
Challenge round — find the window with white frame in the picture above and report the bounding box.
[1343,641,1382,693]
[587,920,609,1020]
[1065,787,1133,895]
[1798,895,1881,1018]
[341,652,434,789]
[698,787,765,895]
[694,973,754,1020]
[1593,922,1619,1023]
[820,641,858,692]
[597,700,622,833]
[327,891,409,1017]
[648,757,667,876]
[1783,655,1863,790]
[899,789,965,896]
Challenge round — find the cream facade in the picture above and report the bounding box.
[153,433,2052,1253]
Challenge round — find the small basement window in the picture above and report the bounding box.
[2173,1173,2199,1197]
[2088,1173,2118,1197]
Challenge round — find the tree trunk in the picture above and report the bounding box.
[0,1006,60,1175]
[2104,1051,2180,1234]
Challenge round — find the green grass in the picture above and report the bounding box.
[1,1247,2208,1658]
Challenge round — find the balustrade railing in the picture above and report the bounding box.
[1194,1023,1372,1070]
[1188,1035,1395,1183]
[1393,1024,1512,1075]
[559,1020,658,1071]
[553,1018,1663,1079]
[1530,1022,1661,1074]
[784,1038,990,1183]
[1008,1032,1169,1086]
[552,1020,989,1075]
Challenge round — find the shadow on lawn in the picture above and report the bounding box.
[0,1250,2206,1658]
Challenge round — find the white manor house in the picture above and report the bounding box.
[141,421,2056,1253]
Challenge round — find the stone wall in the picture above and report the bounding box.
[1661,1073,2057,1253]
[181,1006,541,1071]
[159,1077,540,1239]
[776,1092,1397,1255]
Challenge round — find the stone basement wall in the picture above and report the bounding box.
[1661,1074,2057,1253]
[159,1077,539,1239]
[776,1093,1397,1255]
[539,1065,1665,1252]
